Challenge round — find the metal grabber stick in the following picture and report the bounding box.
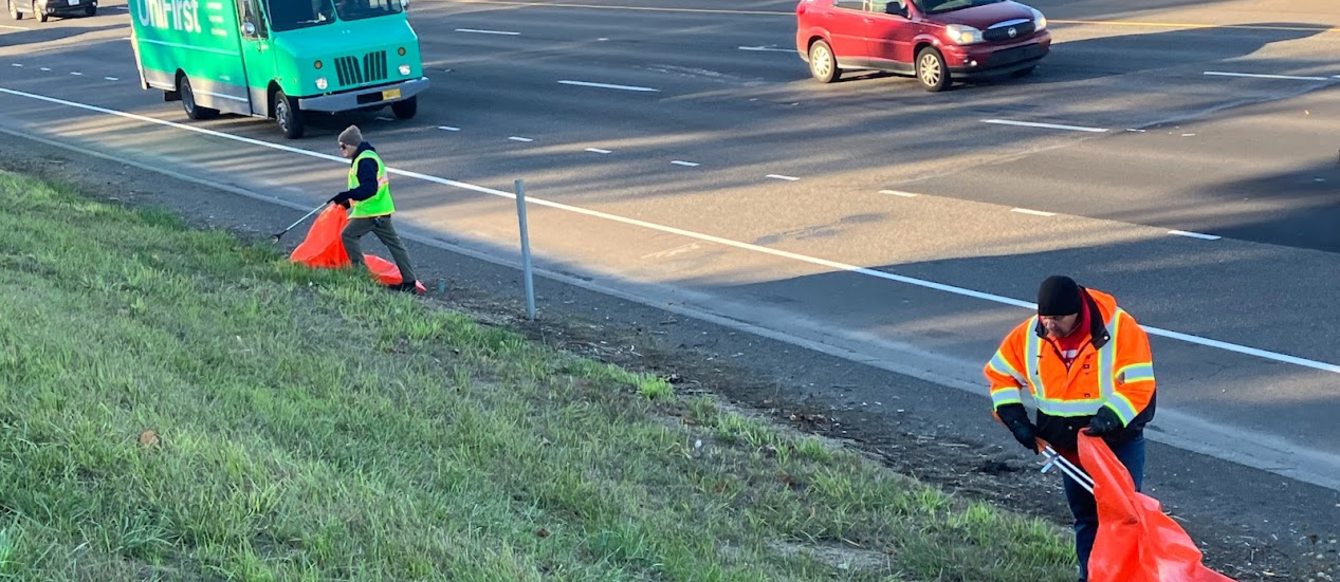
[272,202,327,243]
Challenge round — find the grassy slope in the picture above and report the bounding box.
[0,171,1075,581]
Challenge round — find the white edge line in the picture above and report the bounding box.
[738,46,794,53]
[1010,208,1056,217]
[981,119,1110,133]
[0,86,1334,376]
[584,148,612,154]
[671,160,699,167]
[879,189,919,198]
[1169,230,1221,241]
[454,28,522,36]
[0,24,28,31]
[507,136,534,142]
[558,80,660,93]
[437,126,460,132]
[1203,71,1329,81]
[766,174,799,181]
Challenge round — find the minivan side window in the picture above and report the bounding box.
[237,0,268,38]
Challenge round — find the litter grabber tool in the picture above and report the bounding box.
[271,202,328,243]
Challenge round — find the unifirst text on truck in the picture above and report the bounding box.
[128,0,427,139]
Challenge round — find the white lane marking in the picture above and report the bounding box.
[739,45,793,53]
[437,125,461,132]
[879,189,919,198]
[1169,230,1222,241]
[766,174,799,181]
[0,24,28,31]
[39,67,51,72]
[10,64,23,68]
[1204,71,1329,81]
[671,160,699,167]
[585,147,612,154]
[1126,129,1147,133]
[104,77,120,81]
[982,119,1109,133]
[70,72,83,76]
[455,27,521,35]
[3,86,1336,376]
[558,80,660,93]
[1011,208,1056,217]
[376,116,394,121]
[508,136,534,142]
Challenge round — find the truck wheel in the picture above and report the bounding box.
[8,0,23,20]
[83,3,94,16]
[179,76,219,120]
[390,96,417,119]
[274,90,304,139]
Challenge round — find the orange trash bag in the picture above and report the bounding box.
[289,204,426,294]
[1078,434,1236,582]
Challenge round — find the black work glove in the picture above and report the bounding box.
[327,194,350,208]
[996,403,1039,454]
[1083,406,1123,436]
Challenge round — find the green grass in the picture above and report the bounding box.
[0,170,1076,580]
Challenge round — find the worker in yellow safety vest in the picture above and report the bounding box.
[984,275,1157,581]
[327,125,421,293]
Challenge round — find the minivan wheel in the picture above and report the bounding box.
[179,76,219,120]
[808,39,840,84]
[916,47,949,92]
[274,91,305,139]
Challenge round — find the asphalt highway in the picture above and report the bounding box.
[1,0,1338,492]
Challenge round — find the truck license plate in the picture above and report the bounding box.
[382,88,401,100]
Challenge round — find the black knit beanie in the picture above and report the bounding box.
[1037,275,1082,316]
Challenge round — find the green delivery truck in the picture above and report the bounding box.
[128,0,427,138]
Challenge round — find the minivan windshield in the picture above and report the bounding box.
[335,0,403,22]
[268,0,336,31]
[917,0,1004,14]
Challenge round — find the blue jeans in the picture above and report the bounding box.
[1064,436,1146,581]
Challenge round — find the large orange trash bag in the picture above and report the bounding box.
[1079,434,1236,582]
[289,204,350,268]
[289,204,426,294]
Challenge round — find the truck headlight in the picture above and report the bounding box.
[315,77,328,90]
[1031,8,1047,30]
[945,24,984,44]
[399,64,412,76]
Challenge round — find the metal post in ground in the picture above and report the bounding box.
[514,178,537,320]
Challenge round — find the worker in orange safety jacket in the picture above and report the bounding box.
[984,275,1157,582]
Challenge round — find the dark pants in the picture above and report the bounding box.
[1065,435,1146,581]
[342,214,417,284]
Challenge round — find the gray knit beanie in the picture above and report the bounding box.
[338,125,363,147]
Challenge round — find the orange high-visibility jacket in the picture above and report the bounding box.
[984,287,1157,434]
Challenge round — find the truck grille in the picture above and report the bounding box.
[984,21,1035,42]
[334,51,388,86]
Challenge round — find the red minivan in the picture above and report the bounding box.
[795,0,1051,92]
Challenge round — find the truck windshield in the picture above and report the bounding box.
[268,0,337,31]
[335,0,402,22]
